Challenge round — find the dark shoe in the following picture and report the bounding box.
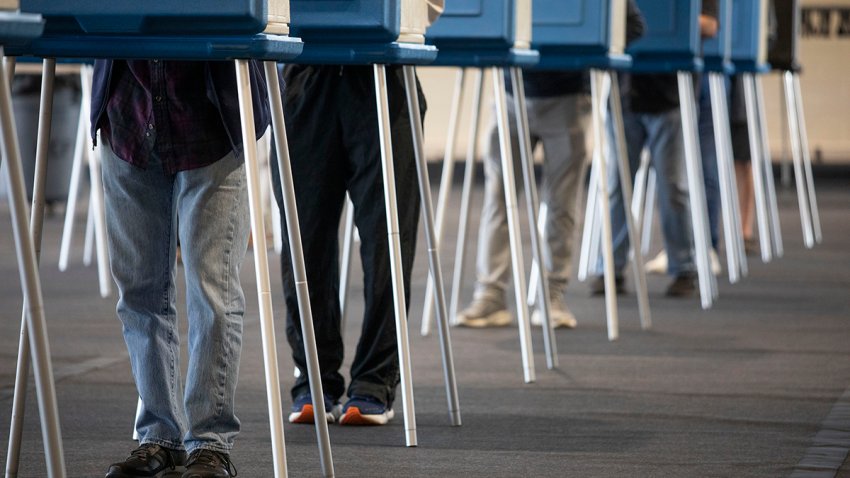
[665,273,697,297]
[744,238,758,257]
[339,395,394,426]
[182,449,236,478]
[105,443,186,478]
[289,392,342,424]
[589,275,625,296]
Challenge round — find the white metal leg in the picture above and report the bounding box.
[264,61,334,477]
[493,67,535,382]
[402,65,462,426]
[742,73,773,263]
[58,72,88,272]
[5,58,64,478]
[510,67,558,369]
[792,72,821,244]
[782,71,813,248]
[607,71,651,329]
[526,202,547,307]
[709,72,747,283]
[677,71,717,308]
[589,70,619,341]
[449,69,485,326]
[0,49,66,478]
[338,194,356,332]
[755,77,783,258]
[373,64,418,446]
[235,59,289,477]
[636,154,656,258]
[421,68,465,337]
[82,199,94,266]
[577,151,601,283]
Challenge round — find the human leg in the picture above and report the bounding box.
[101,141,185,450]
[339,65,421,408]
[271,65,348,403]
[175,150,250,454]
[644,109,696,277]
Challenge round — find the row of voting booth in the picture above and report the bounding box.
[0,0,819,477]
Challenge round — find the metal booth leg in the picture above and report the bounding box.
[742,73,773,263]
[338,194,356,332]
[577,147,601,283]
[677,71,717,308]
[402,65,462,426]
[607,71,651,330]
[234,59,289,477]
[791,72,821,244]
[421,67,466,336]
[58,67,89,272]
[709,72,747,282]
[782,71,814,248]
[0,50,66,478]
[492,67,536,381]
[264,62,334,477]
[509,67,558,369]
[373,63,418,446]
[589,69,619,341]
[449,68,485,325]
[755,77,783,258]
[5,58,63,478]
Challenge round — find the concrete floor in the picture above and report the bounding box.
[1,179,849,477]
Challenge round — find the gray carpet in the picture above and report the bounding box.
[1,180,849,477]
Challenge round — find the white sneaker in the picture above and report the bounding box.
[711,249,722,276]
[644,250,667,275]
[454,298,511,328]
[530,297,577,329]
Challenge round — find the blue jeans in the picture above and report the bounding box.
[603,106,696,276]
[101,141,250,454]
[698,72,728,250]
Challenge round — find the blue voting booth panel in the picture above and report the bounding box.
[703,0,733,73]
[289,0,437,65]
[290,0,400,43]
[730,0,770,72]
[628,0,702,72]
[21,0,268,35]
[426,0,537,67]
[531,0,630,70]
[12,1,302,61]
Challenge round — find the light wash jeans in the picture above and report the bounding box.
[101,141,250,454]
[603,106,696,276]
[474,92,592,305]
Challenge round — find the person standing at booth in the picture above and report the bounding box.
[455,0,646,330]
[272,1,444,426]
[96,60,268,478]
[591,1,720,298]
[453,70,592,329]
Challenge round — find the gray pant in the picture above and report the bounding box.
[474,93,592,305]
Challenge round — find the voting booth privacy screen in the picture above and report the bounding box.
[20,0,291,35]
[426,0,531,50]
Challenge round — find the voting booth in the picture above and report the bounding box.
[532,0,629,70]
[4,2,343,477]
[289,0,437,64]
[627,0,702,72]
[426,0,536,66]
[288,0,462,450]
[769,0,822,248]
[698,0,750,283]
[621,0,717,309]
[728,0,788,265]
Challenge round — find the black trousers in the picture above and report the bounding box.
[271,65,423,407]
